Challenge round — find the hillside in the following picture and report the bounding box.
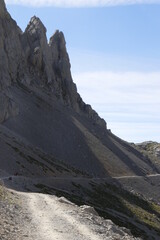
[0,0,159,178]
[1,0,160,239]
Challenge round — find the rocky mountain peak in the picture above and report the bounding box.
[49,30,66,52]
[25,16,47,37]
[49,30,71,77]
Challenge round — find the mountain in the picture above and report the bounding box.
[0,0,159,178]
[1,1,160,239]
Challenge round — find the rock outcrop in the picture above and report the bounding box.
[137,142,160,158]
[136,141,160,171]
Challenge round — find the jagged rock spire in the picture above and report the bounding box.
[25,16,47,38]
[24,16,56,85]
[49,30,72,82]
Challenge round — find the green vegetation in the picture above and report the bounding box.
[124,201,160,232]
[87,182,160,238]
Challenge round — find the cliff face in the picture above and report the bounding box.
[0,0,159,177]
[0,1,21,122]
[0,2,106,128]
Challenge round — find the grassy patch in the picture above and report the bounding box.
[124,201,160,232]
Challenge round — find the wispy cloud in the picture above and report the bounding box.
[73,71,160,142]
[73,71,160,104]
[5,0,160,7]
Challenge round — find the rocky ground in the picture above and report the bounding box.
[1,174,160,240]
[0,182,27,240]
[0,181,141,240]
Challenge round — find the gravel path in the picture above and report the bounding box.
[0,187,140,240]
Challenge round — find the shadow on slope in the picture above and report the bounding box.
[3,85,108,177]
[2,82,159,178]
[33,178,160,240]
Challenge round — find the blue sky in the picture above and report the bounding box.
[6,1,160,143]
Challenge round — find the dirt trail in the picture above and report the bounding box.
[16,191,139,240]
[1,173,160,183]
[114,173,160,179]
[26,193,103,240]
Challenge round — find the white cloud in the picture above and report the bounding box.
[5,0,160,7]
[73,71,160,104]
[73,71,160,142]
[107,122,160,143]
